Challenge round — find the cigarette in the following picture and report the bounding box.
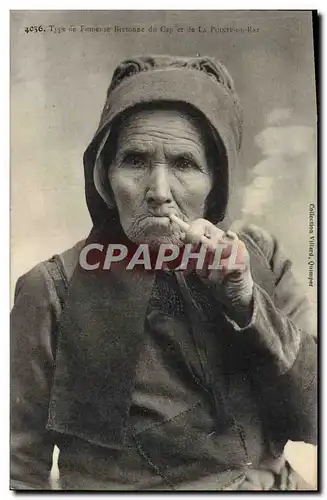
[169,214,238,243]
[169,214,191,232]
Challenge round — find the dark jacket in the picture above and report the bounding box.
[10,224,317,490]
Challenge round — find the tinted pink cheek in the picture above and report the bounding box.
[182,178,212,202]
[187,184,212,215]
[113,176,143,205]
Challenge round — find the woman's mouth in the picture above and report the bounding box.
[146,214,171,226]
[147,208,173,218]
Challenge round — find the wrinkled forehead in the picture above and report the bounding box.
[117,107,207,154]
[111,102,220,156]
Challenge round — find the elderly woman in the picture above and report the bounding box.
[11,55,316,490]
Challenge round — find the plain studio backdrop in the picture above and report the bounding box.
[10,10,317,487]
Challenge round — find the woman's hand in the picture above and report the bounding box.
[182,218,254,327]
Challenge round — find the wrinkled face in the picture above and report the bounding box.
[108,108,214,248]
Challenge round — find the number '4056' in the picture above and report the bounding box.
[25,26,44,33]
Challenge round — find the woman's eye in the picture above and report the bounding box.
[124,154,146,168]
[174,157,198,170]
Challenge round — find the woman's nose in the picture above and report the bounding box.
[145,165,173,206]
